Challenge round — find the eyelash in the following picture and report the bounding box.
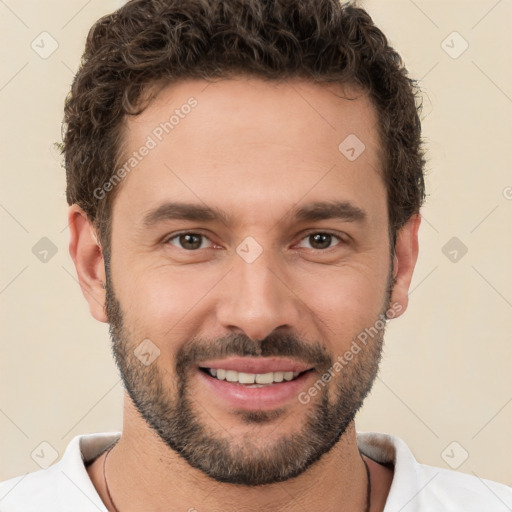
[163,231,346,252]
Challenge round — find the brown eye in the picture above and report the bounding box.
[309,233,332,250]
[296,232,343,250]
[167,233,210,250]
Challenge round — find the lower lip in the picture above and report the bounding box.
[197,368,314,411]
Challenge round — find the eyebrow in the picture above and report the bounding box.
[292,201,366,223]
[142,202,231,227]
[141,200,367,228]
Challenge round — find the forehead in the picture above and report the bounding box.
[124,77,381,155]
[113,77,386,229]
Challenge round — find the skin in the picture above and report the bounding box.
[69,77,420,511]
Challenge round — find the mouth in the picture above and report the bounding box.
[199,367,312,387]
[195,357,316,411]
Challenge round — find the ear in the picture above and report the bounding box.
[389,213,421,318]
[68,205,108,323]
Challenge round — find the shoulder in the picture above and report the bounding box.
[413,461,512,511]
[0,432,120,512]
[0,465,64,511]
[357,431,512,511]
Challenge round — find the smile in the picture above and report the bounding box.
[200,368,305,386]
[195,357,316,410]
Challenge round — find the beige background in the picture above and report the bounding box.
[1,0,511,491]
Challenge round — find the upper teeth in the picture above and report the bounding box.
[208,369,300,384]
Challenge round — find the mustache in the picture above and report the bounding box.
[176,332,333,373]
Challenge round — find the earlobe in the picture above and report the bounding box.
[389,213,421,318]
[68,205,108,323]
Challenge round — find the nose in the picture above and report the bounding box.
[215,251,302,342]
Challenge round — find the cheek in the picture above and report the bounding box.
[297,263,389,340]
[116,267,216,342]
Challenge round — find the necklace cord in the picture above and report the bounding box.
[363,456,372,512]
[103,443,120,512]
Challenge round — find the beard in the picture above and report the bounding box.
[104,257,394,486]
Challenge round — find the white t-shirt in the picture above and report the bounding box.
[0,431,510,511]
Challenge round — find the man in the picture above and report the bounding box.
[0,0,510,510]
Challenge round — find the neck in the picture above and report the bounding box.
[94,397,390,512]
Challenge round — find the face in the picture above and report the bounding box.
[101,77,401,485]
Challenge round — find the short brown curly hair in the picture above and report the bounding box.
[62,0,426,256]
